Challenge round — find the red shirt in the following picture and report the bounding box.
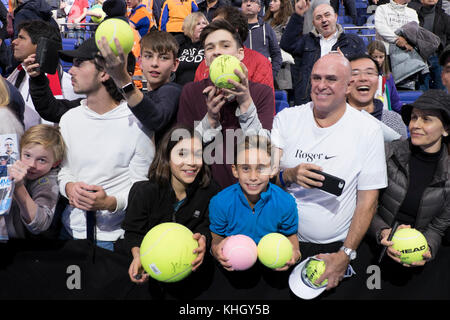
[67,0,89,23]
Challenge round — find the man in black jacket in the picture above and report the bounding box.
[280,1,365,105]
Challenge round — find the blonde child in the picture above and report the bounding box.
[6,124,65,238]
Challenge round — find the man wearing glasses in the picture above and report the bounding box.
[347,53,408,140]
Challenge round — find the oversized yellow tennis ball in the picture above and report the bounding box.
[305,259,328,287]
[140,222,198,283]
[209,54,243,89]
[257,233,293,269]
[95,18,134,55]
[391,228,428,264]
[90,7,106,23]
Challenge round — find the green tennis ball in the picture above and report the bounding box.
[209,54,243,89]
[257,233,293,269]
[391,228,428,264]
[95,18,134,55]
[305,259,328,287]
[140,222,198,283]
[91,8,106,23]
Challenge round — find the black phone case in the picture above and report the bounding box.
[310,169,346,196]
[36,37,62,75]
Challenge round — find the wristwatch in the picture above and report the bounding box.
[340,246,357,261]
[118,82,135,96]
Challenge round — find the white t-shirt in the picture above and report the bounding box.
[271,102,387,243]
[58,100,155,241]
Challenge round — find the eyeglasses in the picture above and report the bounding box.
[351,69,379,78]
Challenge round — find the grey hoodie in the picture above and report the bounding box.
[244,17,282,77]
[5,168,59,238]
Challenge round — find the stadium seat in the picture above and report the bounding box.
[62,38,78,50]
[360,25,376,45]
[275,100,289,114]
[275,90,288,103]
[398,90,423,105]
[342,24,358,34]
[60,38,78,72]
[338,15,354,24]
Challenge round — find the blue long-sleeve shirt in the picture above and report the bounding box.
[209,182,298,244]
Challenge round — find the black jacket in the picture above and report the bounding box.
[280,13,366,105]
[408,2,450,55]
[122,177,221,253]
[29,73,80,123]
[370,139,450,259]
[29,73,181,142]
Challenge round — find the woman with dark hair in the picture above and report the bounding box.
[263,0,292,41]
[370,89,450,267]
[122,124,221,283]
[264,0,293,91]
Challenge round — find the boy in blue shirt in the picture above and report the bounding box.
[209,135,301,271]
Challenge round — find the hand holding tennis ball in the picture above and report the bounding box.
[383,226,431,266]
[306,259,328,287]
[95,18,134,56]
[205,55,253,119]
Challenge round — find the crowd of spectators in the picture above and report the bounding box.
[0,0,449,300]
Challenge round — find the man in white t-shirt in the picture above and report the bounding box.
[271,53,387,292]
[57,39,155,251]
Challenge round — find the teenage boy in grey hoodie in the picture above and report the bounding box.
[241,0,282,79]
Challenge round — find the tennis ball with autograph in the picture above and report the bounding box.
[209,54,243,89]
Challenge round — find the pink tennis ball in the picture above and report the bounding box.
[222,234,257,271]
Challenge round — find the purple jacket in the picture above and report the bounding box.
[385,73,403,114]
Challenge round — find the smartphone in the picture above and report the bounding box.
[309,169,345,197]
[35,37,62,75]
